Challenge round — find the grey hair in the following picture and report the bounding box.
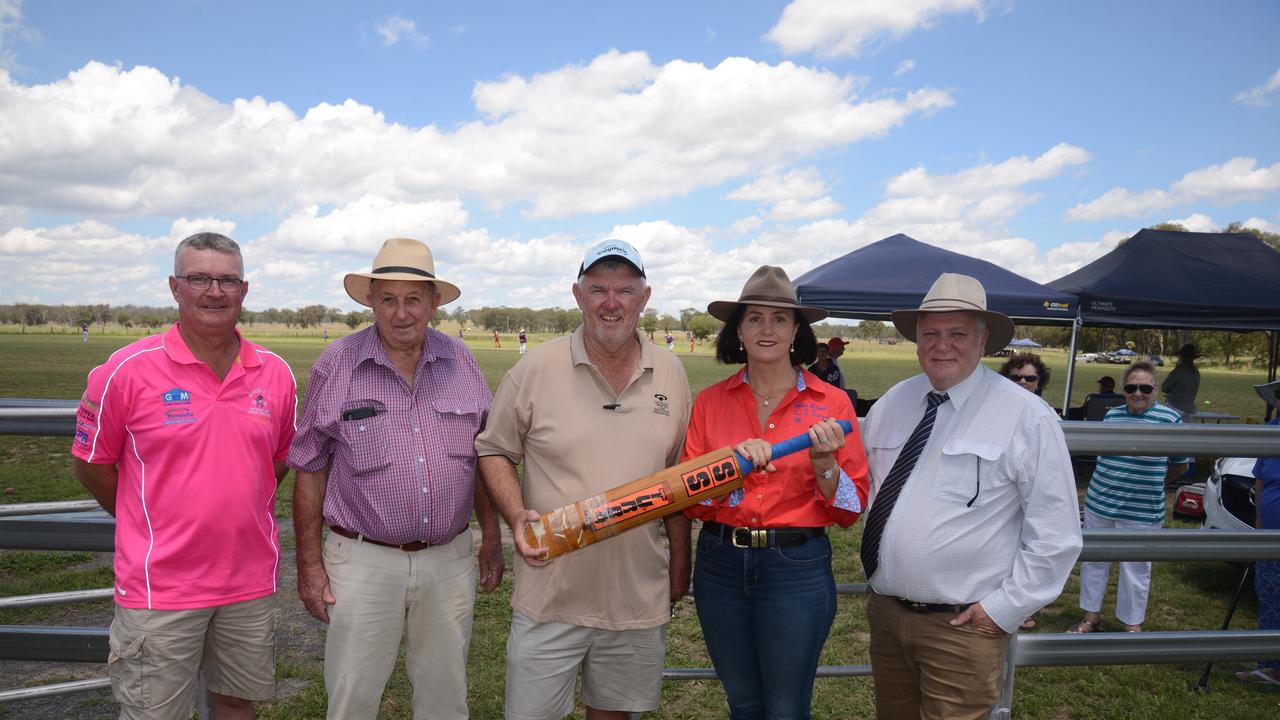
[1123,360,1158,384]
[575,259,648,288]
[174,233,243,275]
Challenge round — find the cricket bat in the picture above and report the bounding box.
[523,420,853,559]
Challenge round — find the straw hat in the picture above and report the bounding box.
[344,238,461,307]
[890,273,1016,355]
[707,266,828,324]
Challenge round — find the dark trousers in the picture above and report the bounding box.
[693,528,836,720]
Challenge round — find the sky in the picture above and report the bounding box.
[1,0,1278,316]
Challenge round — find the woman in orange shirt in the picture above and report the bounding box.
[684,266,869,719]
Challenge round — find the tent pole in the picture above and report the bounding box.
[1062,311,1081,415]
[1267,330,1278,421]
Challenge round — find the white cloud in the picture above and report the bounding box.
[0,0,37,71]
[885,143,1091,198]
[894,59,916,77]
[1238,216,1279,234]
[1066,157,1280,220]
[0,54,952,223]
[726,166,842,220]
[0,220,172,305]
[375,16,429,48]
[1165,212,1216,232]
[1233,67,1280,107]
[767,0,992,58]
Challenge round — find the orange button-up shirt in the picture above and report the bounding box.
[683,367,869,529]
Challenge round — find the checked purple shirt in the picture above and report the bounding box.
[288,325,491,545]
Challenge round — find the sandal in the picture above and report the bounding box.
[1066,618,1101,634]
[1123,624,1141,633]
[1237,669,1280,687]
[1019,617,1037,631]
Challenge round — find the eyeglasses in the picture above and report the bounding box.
[1008,374,1039,383]
[1123,384,1155,395]
[176,274,244,292]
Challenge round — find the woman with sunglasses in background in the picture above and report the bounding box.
[1068,361,1191,633]
[999,352,1052,402]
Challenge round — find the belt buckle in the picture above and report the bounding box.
[907,600,930,613]
[731,528,768,549]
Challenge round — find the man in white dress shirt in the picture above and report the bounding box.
[859,273,1082,719]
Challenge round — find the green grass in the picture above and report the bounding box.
[1,333,1277,718]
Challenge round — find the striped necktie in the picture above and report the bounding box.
[860,390,949,580]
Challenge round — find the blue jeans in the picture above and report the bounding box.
[693,527,837,720]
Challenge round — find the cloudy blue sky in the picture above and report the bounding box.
[1,0,1277,315]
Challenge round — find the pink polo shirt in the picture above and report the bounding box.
[72,323,297,610]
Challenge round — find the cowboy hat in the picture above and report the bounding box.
[707,266,828,324]
[344,238,461,307]
[890,273,1016,355]
[1254,380,1280,410]
[1176,343,1204,360]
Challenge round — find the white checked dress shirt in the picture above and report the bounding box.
[860,364,1082,632]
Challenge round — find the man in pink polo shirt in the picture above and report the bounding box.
[72,232,296,720]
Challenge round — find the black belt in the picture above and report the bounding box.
[702,521,824,549]
[892,595,974,614]
[329,525,439,552]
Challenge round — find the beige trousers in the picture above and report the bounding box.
[322,530,477,720]
[866,591,1010,720]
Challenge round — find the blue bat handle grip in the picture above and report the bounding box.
[735,419,853,475]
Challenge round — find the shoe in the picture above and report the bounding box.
[1019,617,1037,631]
[1237,669,1280,687]
[1066,618,1101,634]
[1123,624,1141,633]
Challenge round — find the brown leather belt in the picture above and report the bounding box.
[328,525,438,552]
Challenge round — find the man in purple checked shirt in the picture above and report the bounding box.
[289,237,503,720]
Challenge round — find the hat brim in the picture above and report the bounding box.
[707,299,828,324]
[1254,380,1280,409]
[890,308,1016,356]
[344,272,462,308]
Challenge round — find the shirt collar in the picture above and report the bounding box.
[931,362,986,410]
[569,325,653,370]
[360,325,448,370]
[163,322,259,368]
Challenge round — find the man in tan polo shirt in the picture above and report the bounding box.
[476,239,692,720]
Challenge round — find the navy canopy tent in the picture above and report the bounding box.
[794,234,1077,324]
[1008,338,1043,348]
[1048,229,1280,331]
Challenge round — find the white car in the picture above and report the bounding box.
[1203,457,1256,531]
[1078,353,1099,363]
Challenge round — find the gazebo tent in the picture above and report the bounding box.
[794,234,1078,324]
[1048,229,1280,331]
[1009,338,1044,348]
[1048,229,1280,413]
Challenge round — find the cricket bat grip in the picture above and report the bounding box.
[735,419,854,474]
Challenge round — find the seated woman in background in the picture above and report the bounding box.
[1069,361,1191,634]
[684,265,869,719]
[999,352,1051,401]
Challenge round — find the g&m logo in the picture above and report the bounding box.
[162,388,191,404]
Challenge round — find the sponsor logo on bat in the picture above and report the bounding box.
[588,483,672,529]
[682,458,741,496]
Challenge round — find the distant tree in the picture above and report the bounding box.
[679,308,698,331]
[1149,222,1188,232]
[660,313,679,332]
[687,313,720,340]
[640,308,660,334]
[1224,221,1280,251]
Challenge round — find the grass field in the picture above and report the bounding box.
[1,332,1277,718]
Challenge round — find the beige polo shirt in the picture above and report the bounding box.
[475,326,691,630]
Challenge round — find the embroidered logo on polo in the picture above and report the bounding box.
[247,387,272,419]
[653,393,670,416]
[162,388,191,404]
[164,408,196,425]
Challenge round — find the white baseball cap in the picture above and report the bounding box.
[579,239,645,278]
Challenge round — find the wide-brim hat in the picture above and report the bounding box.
[707,265,828,324]
[1254,380,1280,409]
[890,273,1015,355]
[344,237,461,307]
[1176,343,1204,359]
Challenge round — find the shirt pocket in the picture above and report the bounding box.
[935,438,1008,507]
[431,399,485,475]
[338,399,391,475]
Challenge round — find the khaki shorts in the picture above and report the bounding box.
[504,611,665,720]
[108,594,278,720]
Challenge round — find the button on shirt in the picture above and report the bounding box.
[72,323,297,610]
[860,365,1082,633]
[288,325,491,546]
